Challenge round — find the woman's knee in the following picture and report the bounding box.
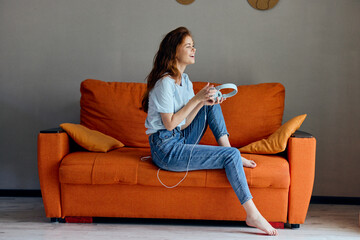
[225,147,242,166]
[208,103,221,112]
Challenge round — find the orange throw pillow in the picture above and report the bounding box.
[239,114,307,154]
[60,123,124,152]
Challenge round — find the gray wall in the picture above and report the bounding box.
[1,0,359,197]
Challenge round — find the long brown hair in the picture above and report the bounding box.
[141,27,192,113]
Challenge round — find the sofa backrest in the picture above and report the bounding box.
[80,79,284,148]
[193,82,285,147]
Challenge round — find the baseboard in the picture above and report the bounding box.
[0,190,359,205]
[0,189,41,197]
[310,196,360,205]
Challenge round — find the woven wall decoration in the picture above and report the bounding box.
[248,0,279,10]
[176,0,195,5]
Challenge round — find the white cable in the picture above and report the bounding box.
[157,106,207,188]
[140,156,152,161]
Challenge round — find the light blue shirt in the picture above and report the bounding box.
[145,73,195,135]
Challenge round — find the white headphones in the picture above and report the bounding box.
[211,83,238,100]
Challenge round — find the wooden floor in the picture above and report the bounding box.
[0,197,359,239]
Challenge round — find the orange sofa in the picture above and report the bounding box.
[37,79,316,228]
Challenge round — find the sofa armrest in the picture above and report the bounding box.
[37,129,70,218]
[287,131,316,224]
[291,130,314,138]
[40,127,64,133]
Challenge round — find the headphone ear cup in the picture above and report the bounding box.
[215,90,222,100]
[214,90,222,102]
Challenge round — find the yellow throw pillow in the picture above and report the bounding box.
[60,123,124,152]
[239,114,307,154]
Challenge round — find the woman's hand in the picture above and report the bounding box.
[195,82,226,105]
[211,95,226,105]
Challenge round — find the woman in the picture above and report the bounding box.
[141,27,278,236]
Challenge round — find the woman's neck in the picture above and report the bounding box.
[176,62,187,85]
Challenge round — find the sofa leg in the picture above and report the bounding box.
[65,216,93,223]
[269,222,284,229]
[291,224,300,229]
[50,218,65,223]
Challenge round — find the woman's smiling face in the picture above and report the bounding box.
[176,35,196,66]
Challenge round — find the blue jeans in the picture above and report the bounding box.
[149,104,253,205]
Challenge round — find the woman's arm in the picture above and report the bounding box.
[161,97,202,131]
[161,83,222,131]
[181,95,225,130]
[180,101,204,130]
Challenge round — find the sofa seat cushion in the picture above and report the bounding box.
[60,148,149,185]
[59,148,290,189]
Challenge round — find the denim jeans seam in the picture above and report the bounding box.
[153,150,168,169]
[229,157,251,204]
[188,153,223,162]
[236,182,252,205]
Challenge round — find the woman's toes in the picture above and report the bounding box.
[246,214,278,236]
[241,157,257,168]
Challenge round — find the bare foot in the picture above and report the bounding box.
[242,157,257,168]
[246,213,278,236]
